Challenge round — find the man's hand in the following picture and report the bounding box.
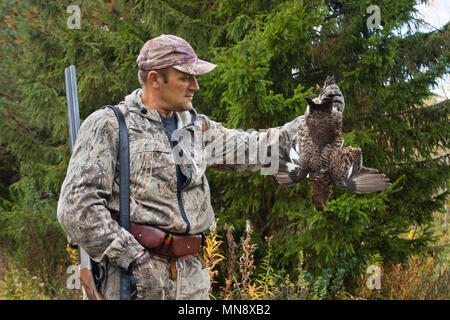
[319,79,345,113]
[129,250,153,300]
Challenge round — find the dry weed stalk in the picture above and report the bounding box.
[221,223,238,300]
[295,250,309,299]
[257,236,276,299]
[238,220,258,299]
[202,221,225,289]
[65,244,79,265]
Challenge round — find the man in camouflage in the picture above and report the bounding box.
[57,34,344,300]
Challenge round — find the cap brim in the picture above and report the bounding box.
[172,59,217,76]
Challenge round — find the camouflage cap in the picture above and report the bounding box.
[136,34,217,76]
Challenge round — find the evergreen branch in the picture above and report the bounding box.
[389,152,449,168]
[2,113,59,151]
[323,13,340,23]
[349,99,448,124]
[0,91,17,101]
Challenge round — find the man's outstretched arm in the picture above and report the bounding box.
[199,113,306,175]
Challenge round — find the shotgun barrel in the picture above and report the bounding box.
[64,65,104,300]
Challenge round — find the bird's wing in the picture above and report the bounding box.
[331,146,391,193]
[274,136,309,186]
[336,172,391,194]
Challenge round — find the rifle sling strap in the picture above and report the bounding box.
[102,105,131,300]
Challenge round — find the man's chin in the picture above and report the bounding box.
[169,103,193,113]
[179,104,193,111]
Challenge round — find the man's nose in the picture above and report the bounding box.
[189,76,199,91]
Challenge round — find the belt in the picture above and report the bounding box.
[131,222,206,281]
[110,211,204,260]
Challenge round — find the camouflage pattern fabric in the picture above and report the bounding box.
[103,253,209,300]
[57,88,306,299]
[136,34,217,76]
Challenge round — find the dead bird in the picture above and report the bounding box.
[275,76,391,211]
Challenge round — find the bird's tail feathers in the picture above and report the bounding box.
[350,173,391,194]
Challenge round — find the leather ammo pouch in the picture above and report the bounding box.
[111,211,203,258]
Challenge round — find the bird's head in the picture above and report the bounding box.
[310,176,333,211]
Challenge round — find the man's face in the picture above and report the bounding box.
[158,68,199,113]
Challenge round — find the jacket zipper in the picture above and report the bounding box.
[153,120,192,234]
[175,166,190,234]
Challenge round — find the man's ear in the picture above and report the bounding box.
[147,71,161,88]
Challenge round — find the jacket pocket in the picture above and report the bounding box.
[129,139,177,193]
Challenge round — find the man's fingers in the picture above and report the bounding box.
[323,84,341,92]
[322,88,342,97]
[332,96,345,104]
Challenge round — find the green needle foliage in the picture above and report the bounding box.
[0,0,448,296]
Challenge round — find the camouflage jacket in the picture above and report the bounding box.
[57,89,306,269]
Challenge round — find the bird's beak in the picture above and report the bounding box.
[313,196,328,211]
[314,201,326,211]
